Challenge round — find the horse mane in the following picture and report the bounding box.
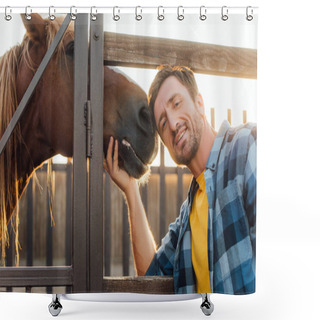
[0,16,73,266]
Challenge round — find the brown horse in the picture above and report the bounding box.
[0,14,158,265]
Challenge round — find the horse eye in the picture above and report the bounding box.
[66,41,74,57]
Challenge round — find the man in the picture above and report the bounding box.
[104,65,256,295]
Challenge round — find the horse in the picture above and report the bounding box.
[0,13,158,266]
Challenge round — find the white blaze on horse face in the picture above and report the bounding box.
[108,66,140,87]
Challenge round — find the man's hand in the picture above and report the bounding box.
[103,137,156,275]
[103,136,136,194]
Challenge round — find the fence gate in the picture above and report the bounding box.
[0,13,104,294]
[72,13,104,293]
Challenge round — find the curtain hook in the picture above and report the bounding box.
[113,6,120,21]
[246,6,254,21]
[91,6,97,21]
[200,6,207,21]
[5,6,12,21]
[135,6,142,21]
[177,6,184,21]
[49,6,56,21]
[221,6,228,21]
[158,6,165,21]
[70,6,77,20]
[25,6,32,20]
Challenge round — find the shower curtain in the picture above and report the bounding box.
[0,6,257,301]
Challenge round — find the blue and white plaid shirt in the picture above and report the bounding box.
[145,120,256,294]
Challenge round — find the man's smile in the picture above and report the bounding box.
[174,125,187,148]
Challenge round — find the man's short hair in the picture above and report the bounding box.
[148,65,199,128]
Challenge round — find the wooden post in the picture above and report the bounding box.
[159,144,166,243]
[122,200,130,276]
[211,108,215,129]
[26,178,33,267]
[88,13,104,293]
[104,173,111,277]
[243,110,247,124]
[72,13,89,293]
[227,109,232,124]
[177,167,183,218]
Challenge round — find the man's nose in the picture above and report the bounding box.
[168,113,180,132]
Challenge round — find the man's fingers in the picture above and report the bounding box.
[114,139,119,170]
[106,136,114,172]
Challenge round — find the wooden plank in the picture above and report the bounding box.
[211,108,215,129]
[104,32,257,79]
[227,108,232,124]
[72,13,89,293]
[46,179,53,294]
[65,161,72,267]
[177,167,183,217]
[122,200,130,276]
[103,276,174,294]
[26,178,33,266]
[159,144,166,242]
[104,173,111,276]
[0,267,73,287]
[89,13,104,293]
[151,166,189,175]
[243,110,247,124]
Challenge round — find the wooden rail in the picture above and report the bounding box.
[0,267,73,287]
[104,32,257,79]
[103,276,174,294]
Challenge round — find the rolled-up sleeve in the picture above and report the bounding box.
[145,202,186,276]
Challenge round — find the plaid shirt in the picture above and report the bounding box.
[145,121,256,294]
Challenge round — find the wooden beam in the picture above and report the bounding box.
[0,267,73,287]
[103,276,174,294]
[104,32,257,79]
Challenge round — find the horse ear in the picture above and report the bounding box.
[21,13,46,44]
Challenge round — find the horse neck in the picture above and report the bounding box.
[17,104,54,195]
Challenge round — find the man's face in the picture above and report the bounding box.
[154,76,204,165]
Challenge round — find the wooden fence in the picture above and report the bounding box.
[1,26,256,293]
[0,107,249,293]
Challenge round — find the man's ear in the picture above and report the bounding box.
[21,13,46,43]
[195,93,205,118]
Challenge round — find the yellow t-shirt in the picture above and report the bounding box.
[189,171,211,293]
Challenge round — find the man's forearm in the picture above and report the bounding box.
[124,181,157,276]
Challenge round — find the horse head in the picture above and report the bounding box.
[0,13,158,261]
[18,13,158,178]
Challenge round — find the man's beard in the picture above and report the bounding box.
[172,112,203,166]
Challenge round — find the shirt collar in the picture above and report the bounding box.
[205,120,230,171]
[187,120,230,204]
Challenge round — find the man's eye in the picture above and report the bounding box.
[174,101,180,108]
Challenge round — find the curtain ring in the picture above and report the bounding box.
[177,6,184,21]
[200,6,207,21]
[91,6,97,21]
[135,6,142,21]
[5,6,12,21]
[113,6,120,21]
[157,6,165,21]
[49,6,56,21]
[70,6,77,20]
[221,6,228,21]
[246,6,253,21]
[25,6,32,21]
